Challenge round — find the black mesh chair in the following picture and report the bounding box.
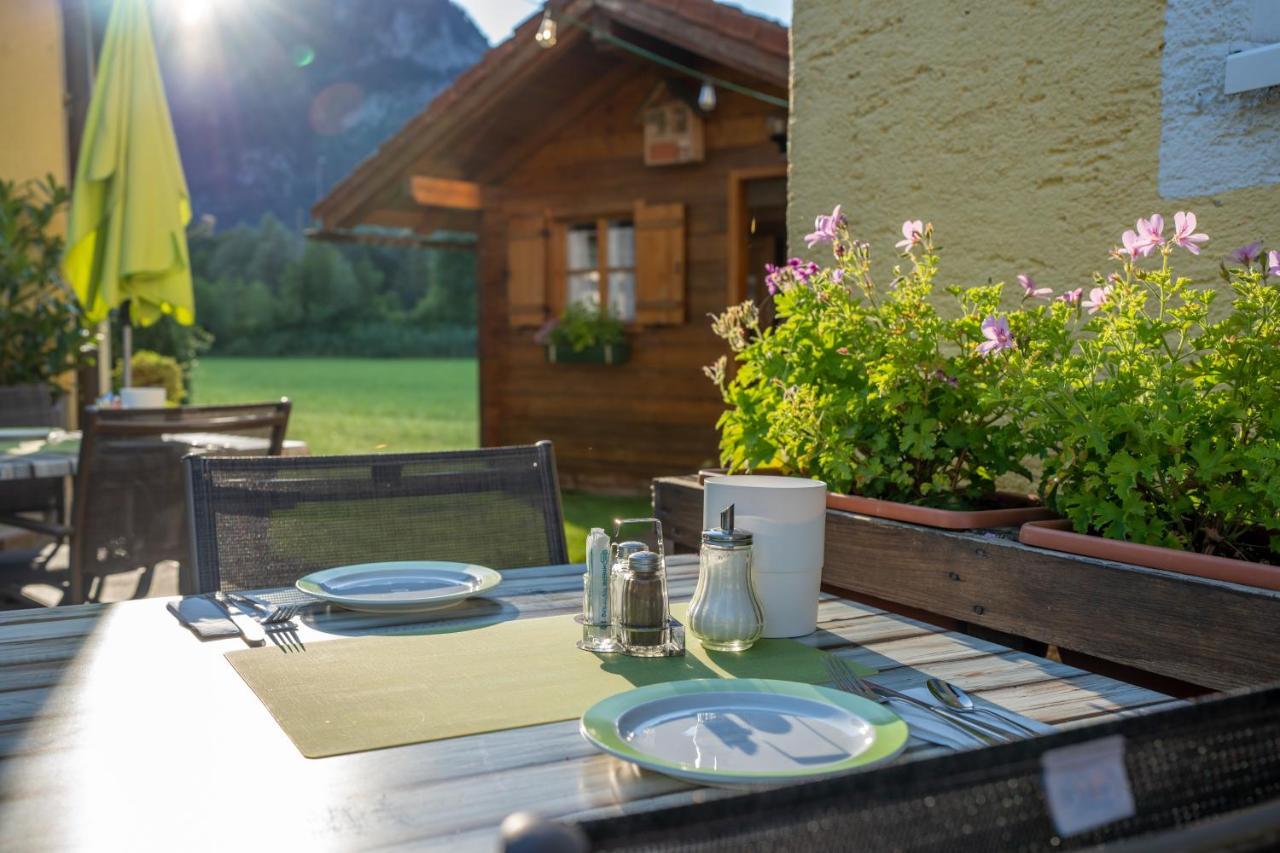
[185,441,569,595]
[69,401,291,604]
[507,682,1280,852]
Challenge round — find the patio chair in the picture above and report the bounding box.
[67,401,291,604]
[185,442,568,594]
[0,386,69,545]
[528,681,1280,853]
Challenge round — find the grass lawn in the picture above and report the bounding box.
[192,357,648,562]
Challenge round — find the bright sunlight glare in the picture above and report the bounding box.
[176,0,240,29]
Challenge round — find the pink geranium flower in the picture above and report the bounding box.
[1171,211,1209,254]
[1083,286,1112,315]
[1118,229,1143,260]
[1057,287,1083,306]
[1268,250,1280,277]
[976,315,1014,356]
[895,219,925,251]
[1016,274,1052,299]
[1134,214,1164,255]
[804,205,845,249]
[1230,242,1263,266]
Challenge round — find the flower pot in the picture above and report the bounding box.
[702,475,827,638]
[1019,519,1280,591]
[120,386,167,409]
[827,491,1056,530]
[544,343,630,365]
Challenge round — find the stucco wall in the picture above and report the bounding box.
[0,0,68,189]
[788,0,1280,306]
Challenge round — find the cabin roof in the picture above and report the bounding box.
[312,0,788,231]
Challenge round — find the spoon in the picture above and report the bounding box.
[926,678,1042,737]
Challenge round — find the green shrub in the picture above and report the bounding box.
[115,350,184,404]
[0,176,93,392]
[708,214,1058,508]
[1009,214,1280,562]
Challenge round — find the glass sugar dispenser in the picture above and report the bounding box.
[609,517,685,657]
[688,504,764,652]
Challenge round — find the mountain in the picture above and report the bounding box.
[153,0,490,229]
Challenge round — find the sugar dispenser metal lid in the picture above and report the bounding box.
[702,504,753,547]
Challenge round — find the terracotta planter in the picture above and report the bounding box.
[827,491,1057,530]
[1019,519,1280,591]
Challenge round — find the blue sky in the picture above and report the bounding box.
[455,0,791,44]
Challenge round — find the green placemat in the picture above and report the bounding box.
[226,605,875,758]
[0,437,80,456]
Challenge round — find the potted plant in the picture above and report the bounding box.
[705,211,1057,528]
[1011,213,1280,589]
[0,177,93,423]
[536,303,629,365]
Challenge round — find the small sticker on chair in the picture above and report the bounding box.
[1041,735,1135,836]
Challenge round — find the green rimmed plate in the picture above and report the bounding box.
[295,561,501,614]
[580,678,908,787]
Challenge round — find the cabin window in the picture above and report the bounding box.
[564,218,636,322]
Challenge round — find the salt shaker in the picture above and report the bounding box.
[688,504,764,651]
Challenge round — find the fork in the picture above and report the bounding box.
[224,592,298,623]
[224,593,305,653]
[823,656,1008,747]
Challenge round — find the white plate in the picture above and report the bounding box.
[0,427,53,441]
[295,561,501,614]
[580,679,908,787]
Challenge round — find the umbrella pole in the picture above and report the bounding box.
[96,319,112,399]
[121,299,133,387]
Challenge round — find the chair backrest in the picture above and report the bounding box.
[185,441,569,594]
[71,401,291,602]
[0,385,66,427]
[565,681,1280,852]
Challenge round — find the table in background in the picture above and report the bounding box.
[0,432,309,482]
[0,555,1178,851]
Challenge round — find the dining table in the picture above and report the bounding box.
[0,554,1179,852]
[0,430,310,482]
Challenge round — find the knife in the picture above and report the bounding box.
[208,594,266,647]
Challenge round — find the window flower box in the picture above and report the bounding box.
[544,342,630,365]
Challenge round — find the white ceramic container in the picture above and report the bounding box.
[120,386,166,409]
[702,475,827,638]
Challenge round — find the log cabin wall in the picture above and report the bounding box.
[480,61,786,493]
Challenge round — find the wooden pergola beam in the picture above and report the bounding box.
[408,176,483,210]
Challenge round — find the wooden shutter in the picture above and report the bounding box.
[507,215,548,327]
[634,201,685,325]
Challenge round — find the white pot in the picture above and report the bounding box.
[702,475,827,638]
[120,386,167,409]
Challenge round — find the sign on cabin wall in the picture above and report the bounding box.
[643,98,705,167]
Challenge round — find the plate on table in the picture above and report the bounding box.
[580,678,908,787]
[295,561,501,614]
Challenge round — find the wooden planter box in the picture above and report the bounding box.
[544,343,630,365]
[653,475,1280,691]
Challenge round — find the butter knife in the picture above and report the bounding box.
[208,594,266,647]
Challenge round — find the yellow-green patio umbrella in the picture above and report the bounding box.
[63,0,193,386]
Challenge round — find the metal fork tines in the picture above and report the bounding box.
[824,655,1009,746]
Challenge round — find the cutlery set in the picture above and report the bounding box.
[824,656,1036,747]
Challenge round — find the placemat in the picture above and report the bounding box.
[226,605,875,758]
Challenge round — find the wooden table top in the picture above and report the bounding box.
[0,432,309,481]
[0,556,1177,852]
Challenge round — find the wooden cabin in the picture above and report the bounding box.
[313,0,788,492]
